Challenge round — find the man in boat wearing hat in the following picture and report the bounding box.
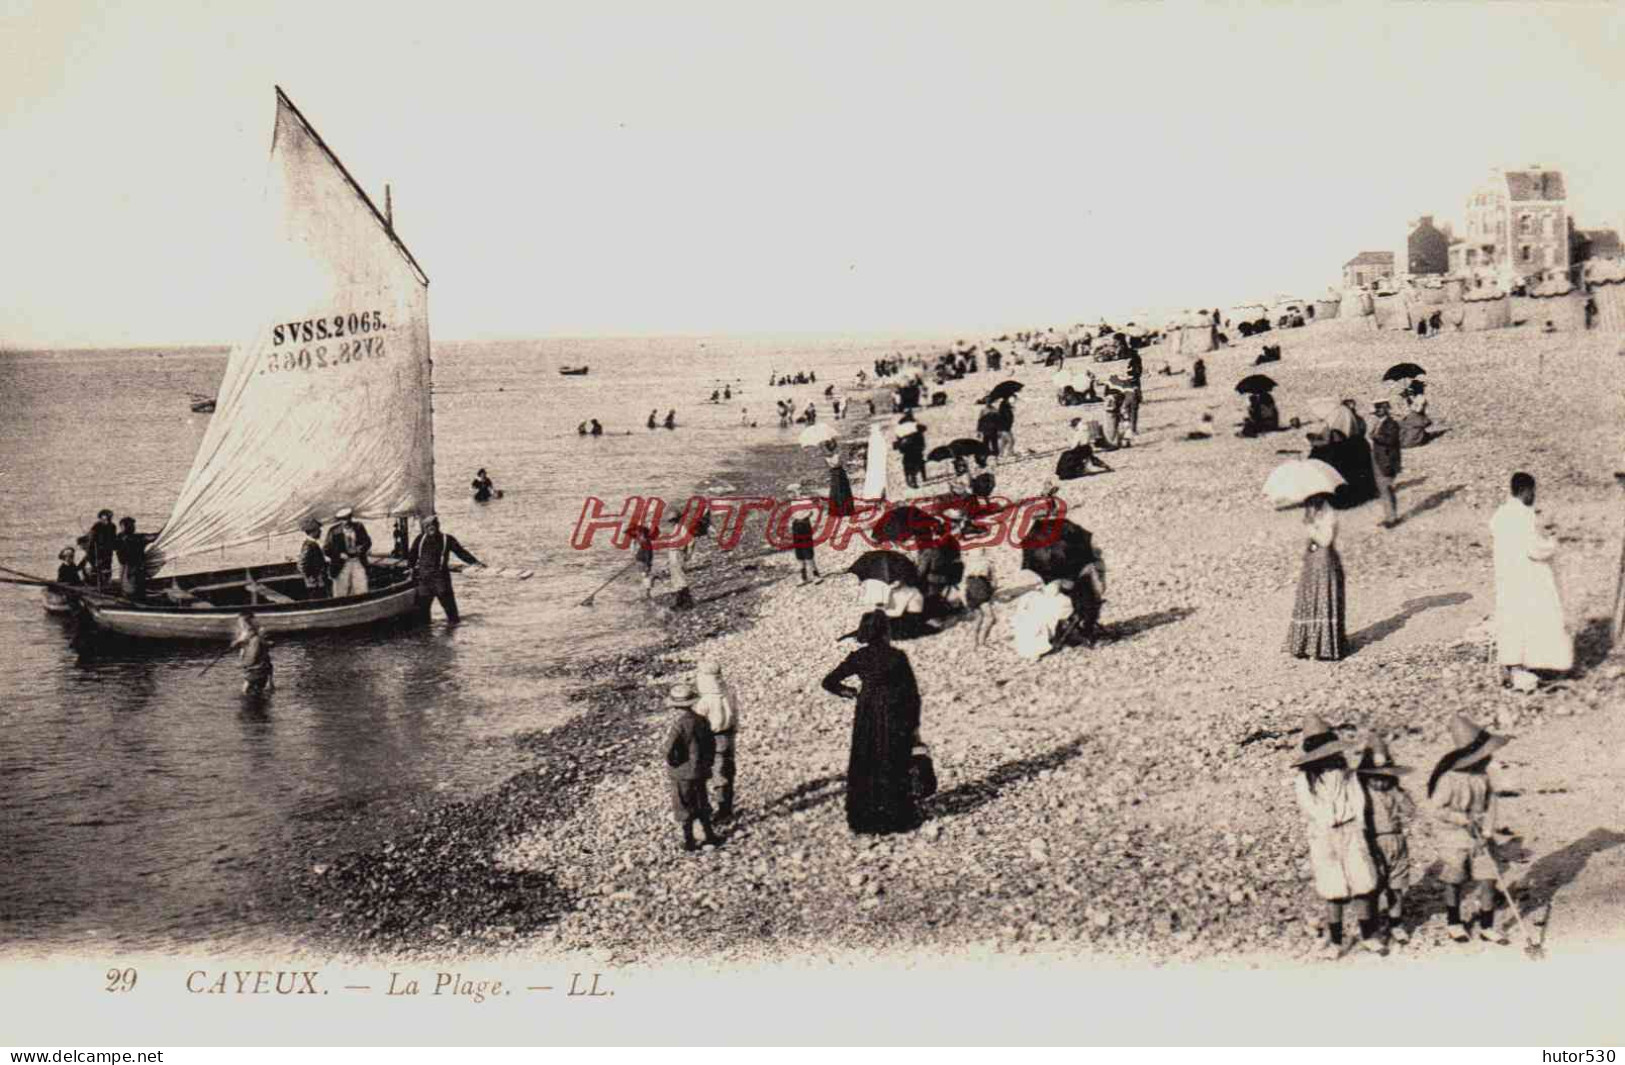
[323,507,372,598]
[661,681,722,852]
[87,508,118,591]
[1427,715,1511,944]
[407,514,484,623]
[297,519,329,597]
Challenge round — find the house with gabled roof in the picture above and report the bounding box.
[1342,251,1394,290]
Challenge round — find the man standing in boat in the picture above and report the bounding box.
[298,519,329,597]
[324,507,372,598]
[408,514,484,623]
[87,509,118,591]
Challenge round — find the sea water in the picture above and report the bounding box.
[0,333,953,951]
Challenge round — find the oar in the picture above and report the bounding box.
[0,576,51,587]
[580,560,639,606]
[199,644,235,676]
[0,564,57,584]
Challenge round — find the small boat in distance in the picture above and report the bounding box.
[558,365,589,376]
[189,393,217,413]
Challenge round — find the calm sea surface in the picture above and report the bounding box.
[0,334,947,952]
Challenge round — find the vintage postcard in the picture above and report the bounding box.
[2,0,1622,1048]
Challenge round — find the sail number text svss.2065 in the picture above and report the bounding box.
[266,311,390,375]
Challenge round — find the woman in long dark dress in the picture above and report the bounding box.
[821,611,923,835]
[1285,493,1346,660]
[822,440,854,517]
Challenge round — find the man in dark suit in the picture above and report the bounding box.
[407,514,483,622]
[323,507,372,597]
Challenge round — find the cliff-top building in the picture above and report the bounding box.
[1449,166,1569,283]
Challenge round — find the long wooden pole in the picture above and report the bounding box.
[1612,477,1625,650]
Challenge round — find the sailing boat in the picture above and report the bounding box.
[77,88,435,640]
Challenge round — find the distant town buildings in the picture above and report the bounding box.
[1407,216,1451,276]
[1572,227,1623,264]
[1343,251,1395,290]
[1448,166,1569,283]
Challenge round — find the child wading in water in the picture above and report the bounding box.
[1291,715,1382,959]
[1427,715,1511,944]
[1357,737,1416,944]
[662,682,722,852]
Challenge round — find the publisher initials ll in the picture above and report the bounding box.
[567,972,610,997]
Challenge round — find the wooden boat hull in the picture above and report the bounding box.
[78,561,424,641]
[42,588,76,615]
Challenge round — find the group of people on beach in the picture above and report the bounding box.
[1291,712,1516,958]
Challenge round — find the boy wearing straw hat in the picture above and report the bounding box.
[1427,715,1511,944]
[1290,715,1381,959]
[662,682,722,851]
[1356,736,1417,944]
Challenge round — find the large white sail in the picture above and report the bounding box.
[148,88,434,572]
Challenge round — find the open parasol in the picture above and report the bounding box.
[981,380,1024,404]
[1018,516,1094,583]
[1306,397,1358,438]
[848,549,920,586]
[798,423,838,448]
[1263,459,1345,506]
[1382,362,1426,382]
[927,438,989,464]
[872,504,949,548]
[1235,374,1279,395]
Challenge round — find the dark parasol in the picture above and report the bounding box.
[1382,362,1426,382]
[848,549,921,586]
[1235,374,1279,395]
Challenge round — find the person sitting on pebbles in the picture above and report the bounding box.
[662,682,723,852]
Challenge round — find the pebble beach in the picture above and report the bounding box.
[282,316,1625,968]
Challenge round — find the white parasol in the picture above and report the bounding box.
[1264,459,1345,506]
[798,423,838,448]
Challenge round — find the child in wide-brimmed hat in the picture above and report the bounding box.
[661,682,721,851]
[1291,715,1382,959]
[1356,736,1417,944]
[1427,714,1511,943]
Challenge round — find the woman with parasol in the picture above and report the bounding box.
[1290,715,1381,959]
[1285,491,1346,660]
[1235,374,1280,437]
[1266,458,1349,660]
[820,611,924,835]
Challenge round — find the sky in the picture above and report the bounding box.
[3,0,1624,349]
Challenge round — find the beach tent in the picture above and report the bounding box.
[1162,312,1216,355]
[1459,288,1511,331]
[1339,290,1374,318]
[1313,297,1341,320]
[1410,283,1445,307]
[1585,259,1625,331]
[1516,277,1587,331]
[1441,278,1466,303]
[1373,293,1412,330]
